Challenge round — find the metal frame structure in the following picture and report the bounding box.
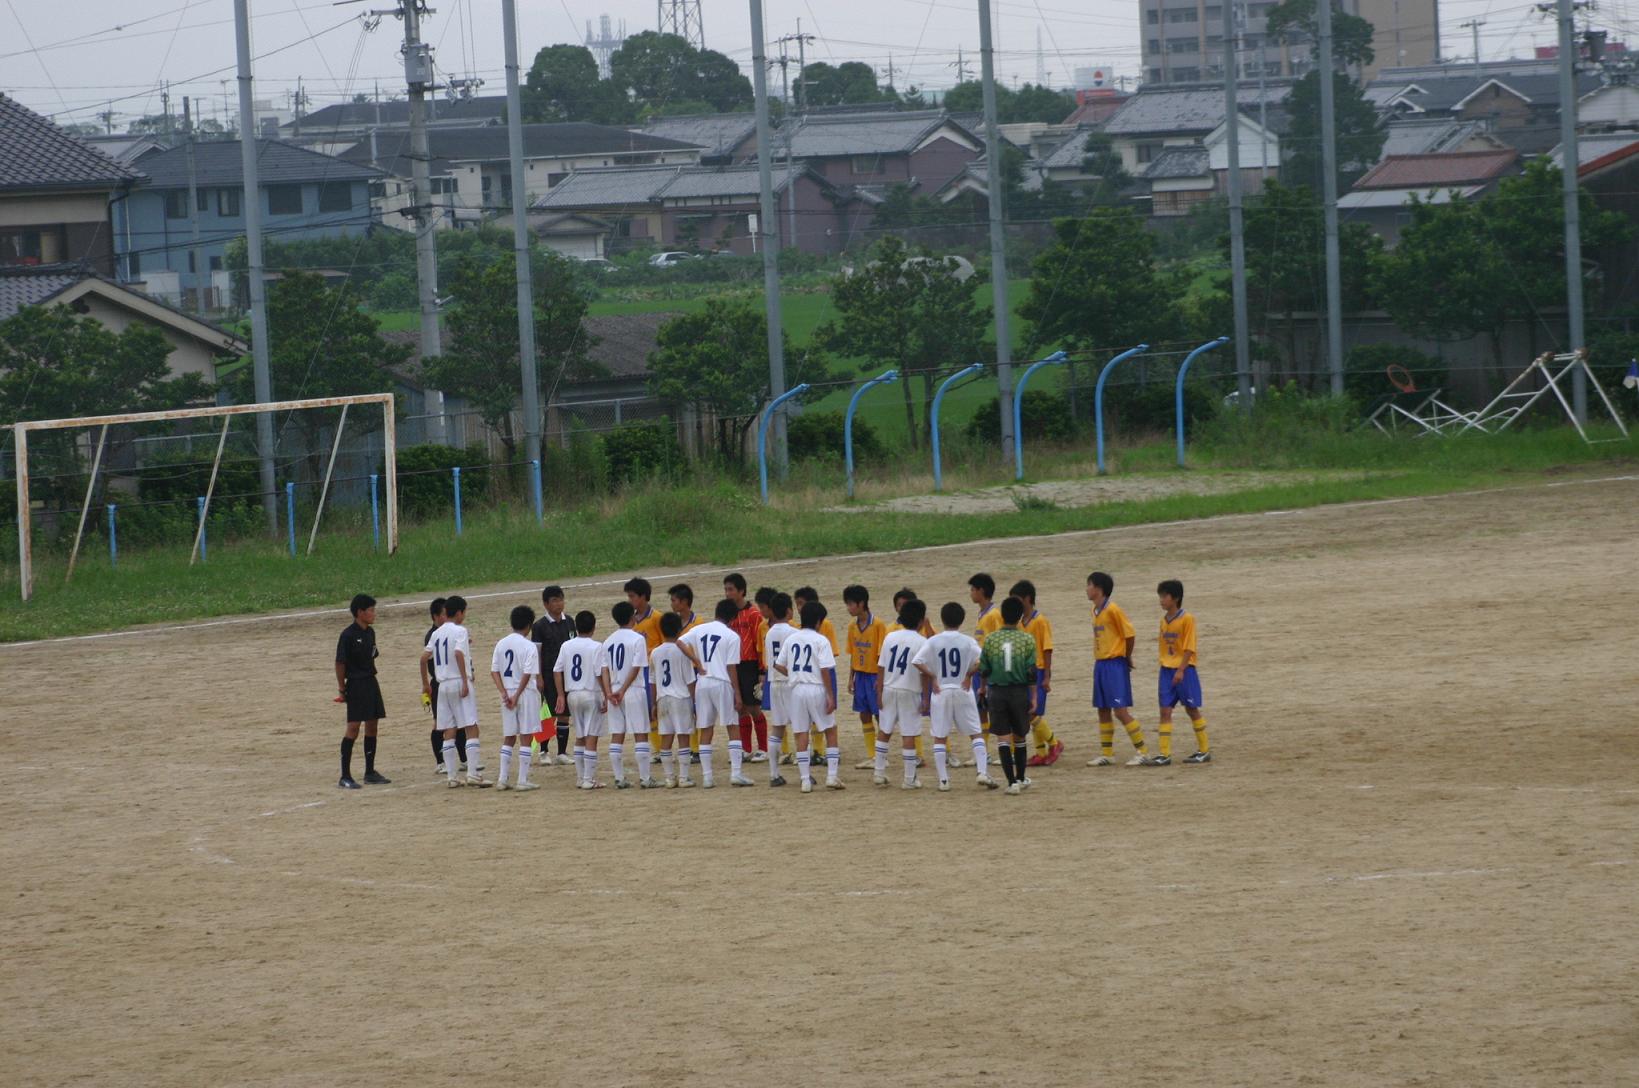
[12,393,398,602]
[1360,389,1471,437]
[1458,351,1629,443]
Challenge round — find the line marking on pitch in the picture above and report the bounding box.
[6,473,1635,651]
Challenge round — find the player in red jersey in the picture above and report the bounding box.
[724,572,770,762]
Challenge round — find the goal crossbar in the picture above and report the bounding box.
[12,393,397,602]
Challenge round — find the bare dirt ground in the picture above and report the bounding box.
[3,472,1637,1088]
[836,468,1378,515]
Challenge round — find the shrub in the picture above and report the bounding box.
[786,410,884,463]
[966,389,1077,444]
[393,443,491,518]
[1097,369,1222,434]
[1344,343,1447,403]
[602,421,683,485]
[1195,381,1358,464]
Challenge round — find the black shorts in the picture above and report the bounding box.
[987,684,1031,738]
[344,675,386,723]
[735,661,760,707]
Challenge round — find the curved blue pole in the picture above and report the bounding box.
[1093,343,1151,474]
[453,466,463,536]
[1011,350,1069,479]
[758,383,811,505]
[845,369,897,499]
[931,363,985,493]
[1175,336,1230,467]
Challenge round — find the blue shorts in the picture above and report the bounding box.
[760,674,772,711]
[1092,659,1134,709]
[1158,665,1203,709]
[1033,668,1049,718]
[851,676,881,717]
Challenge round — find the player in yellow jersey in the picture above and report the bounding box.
[1084,571,1153,767]
[625,577,666,768]
[842,584,889,770]
[1008,580,1064,767]
[1156,579,1210,765]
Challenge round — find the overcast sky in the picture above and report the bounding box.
[5,0,1561,131]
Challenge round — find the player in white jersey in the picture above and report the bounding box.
[553,610,608,790]
[760,592,798,787]
[421,595,487,787]
[775,600,844,793]
[601,601,655,789]
[874,599,931,790]
[490,604,543,792]
[678,598,746,788]
[650,612,699,787]
[913,601,998,791]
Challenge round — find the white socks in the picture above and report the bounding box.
[516,744,532,785]
[609,742,625,783]
[797,749,813,785]
[442,740,460,777]
[634,741,652,780]
[901,747,917,785]
[768,730,785,781]
[699,744,714,785]
[873,739,890,778]
[728,739,744,777]
[573,744,586,783]
[659,748,675,780]
[464,739,480,779]
[498,744,513,785]
[970,736,988,776]
[826,746,840,780]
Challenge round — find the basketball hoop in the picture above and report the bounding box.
[1387,364,1417,394]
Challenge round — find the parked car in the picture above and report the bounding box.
[648,251,698,268]
[575,256,616,273]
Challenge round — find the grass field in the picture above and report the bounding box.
[4,471,1636,1086]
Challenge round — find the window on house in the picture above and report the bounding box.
[209,255,223,271]
[1147,9,1160,23]
[1137,142,1162,163]
[1169,38,1197,53]
[318,182,352,212]
[196,190,209,212]
[1204,6,1222,21]
[430,176,458,195]
[1148,38,1163,54]
[164,191,188,219]
[546,172,568,188]
[0,226,65,265]
[851,154,884,175]
[267,185,303,215]
[1149,67,1165,82]
[1166,8,1197,21]
[368,180,387,199]
[188,252,195,273]
[217,189,241,217]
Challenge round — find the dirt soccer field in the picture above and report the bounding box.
[3,473,1637,1087]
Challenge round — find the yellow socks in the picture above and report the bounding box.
[689,728,700,755]
[1030,717,1056,754]
[780,730,794,756]
[1191,717,1209,754]
[1158,721,1173,759]
[1099,721,1115,757]
[1123,719,1148,754]
[915,733,927,761]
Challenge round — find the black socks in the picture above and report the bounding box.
[998,743,1016,784]
[364,735,377,774]
[340,736,355,780]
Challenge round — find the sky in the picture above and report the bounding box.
[2,0,1583,132]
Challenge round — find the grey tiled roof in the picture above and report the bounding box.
[1369,71,1602,114]
[1143,147,1210,180]
[286,95,509,132]
[637,114,757,159]
[781,110,979,157]
[1379,118,1493,158]
[134,140,383,190]
[659,164,801,198]
[1042,130,1095,169]
[1102,83,1292,136]
[530,164,805,209]
[343,123,702,171]
[0,265,82,320]
[0,94,140,192]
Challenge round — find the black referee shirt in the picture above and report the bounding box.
[531,613,575,675]
[337,622,378,677]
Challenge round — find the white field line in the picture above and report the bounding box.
[7,473,1634,652]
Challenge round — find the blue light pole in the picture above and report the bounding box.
[369,473,381,550]
[1093,343,1151,474]
[845,369,897,500]
[452,466,463,535]
[931,363,986,493]
[1011,350,1068,479]
[285,482,296,557]
[758,383,810,505]
[1175,336,1229,467]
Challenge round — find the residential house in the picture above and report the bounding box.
[528,163,847,255]
[341,123,703,234]
[1574,81,1639,131]
[751,109,983,199]
[1337,149,1521,243]
[0,264,247,382]
[81,133,169,165]
[1376,117,1506,161]
[1368,60,1604,155]
[1551,132,1639,309]
[636,113,759,164]
[1063,89,1131,127]
[1099,81,1292,176]
[0,94,141,277]
[119,140,382,308]
[281,94,510,153]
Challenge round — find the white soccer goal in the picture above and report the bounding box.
[1459,351,1631,443]
[11,393,398,602]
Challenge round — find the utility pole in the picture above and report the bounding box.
[1258,43,1270,179]
[1553,0,1588,420]
[233,0,278,534]
[1461,18,1486,72]
[1224,3,1253,410]
[183,97,206,317]
[795,19,810,113]
[978,0,1014,455]
[749,0,789,472]
[950,47,972,84]
[502,0,541,466]
[397,0,447,442]
[1316,0,1345,395]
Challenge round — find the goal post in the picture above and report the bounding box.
[11,393,397,602]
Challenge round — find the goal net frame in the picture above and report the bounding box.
[11,393,397,602]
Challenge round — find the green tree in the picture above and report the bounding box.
[1020,207,1183,355]
[0,306,210,502]
[421,253,601,463]
[611,32,752,116]
[800,61,889,106]
[815,235,992,449]
[648,299,830,460]
[942,81,1077,124]
[523,43,631,124]
[1266,0,1385,191]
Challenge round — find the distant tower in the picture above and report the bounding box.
[586,14,627,78]
[1036,26,1048,86]
[658,0,705,49]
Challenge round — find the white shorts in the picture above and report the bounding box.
[768,682,791,728]
[567,690,606,739]
[607,686,649,735]
[694,678,735,730]
[500,688,542,737]
[657,695,693,736]
[460,685,479,728]
[930,688,982,739]
[787,684,834,736]
[878,687,924,737]
[435,683,464,731]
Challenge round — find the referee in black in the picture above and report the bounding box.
[336,593,390,789]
